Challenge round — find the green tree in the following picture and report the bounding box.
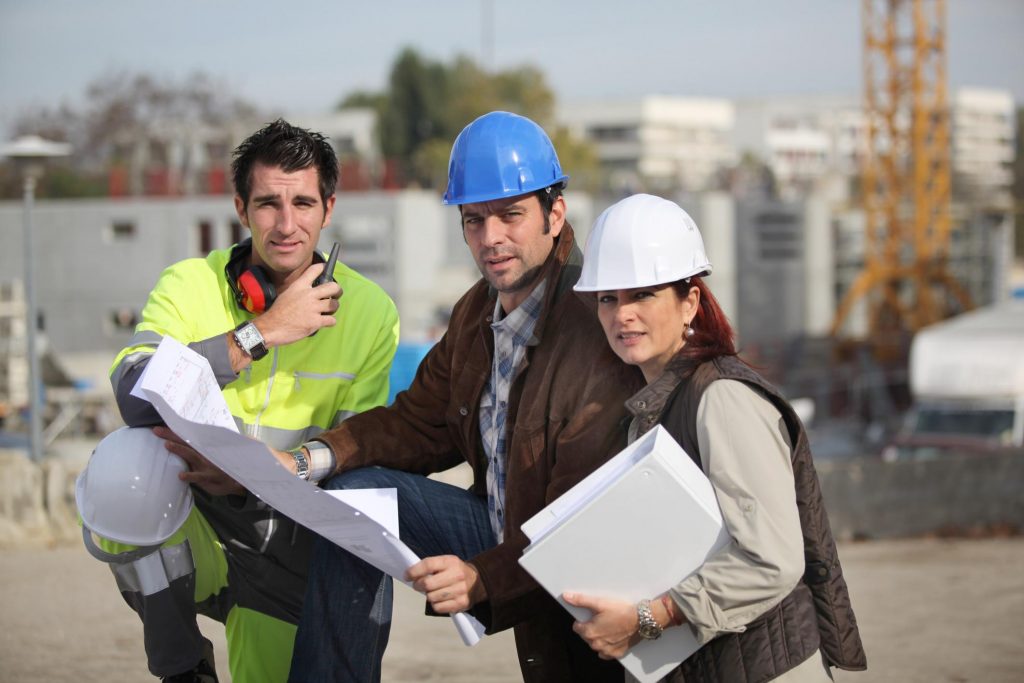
[339,47,600,191]
[337,90,387,111]
[378,49,449,164]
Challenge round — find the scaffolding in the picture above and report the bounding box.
[0,280,29,418]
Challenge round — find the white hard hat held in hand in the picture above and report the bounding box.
[76,427,193,548]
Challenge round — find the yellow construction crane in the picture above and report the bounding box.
[831,0,971,356]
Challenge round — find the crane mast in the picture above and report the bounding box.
[832,0,970,358]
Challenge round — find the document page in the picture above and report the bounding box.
[135,337,485,645]
[130,336,237,431]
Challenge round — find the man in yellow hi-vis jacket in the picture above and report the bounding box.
[97,119,399,683]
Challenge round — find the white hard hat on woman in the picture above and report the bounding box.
[574,193,711,292]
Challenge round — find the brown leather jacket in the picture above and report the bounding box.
[318,224,645,682]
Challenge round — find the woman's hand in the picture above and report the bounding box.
[563,592,640,660]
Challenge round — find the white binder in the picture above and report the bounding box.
[519,425,730,683]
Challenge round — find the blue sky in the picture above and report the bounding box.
[1,0,1022,138]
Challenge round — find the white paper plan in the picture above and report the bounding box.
[133,336,485,645]
[129,337,238,431]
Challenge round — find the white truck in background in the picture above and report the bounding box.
[883,298,1024,461]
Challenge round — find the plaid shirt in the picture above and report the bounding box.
[479,281,546,542]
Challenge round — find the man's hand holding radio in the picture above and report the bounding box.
[228,261,341,371]
[256,262,342,347]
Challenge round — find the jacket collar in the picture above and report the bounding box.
[624,351,702,420]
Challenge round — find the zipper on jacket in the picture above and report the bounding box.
[253,349,279,554]
[251,347,279,437]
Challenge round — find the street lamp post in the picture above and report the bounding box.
[1,135,71,462]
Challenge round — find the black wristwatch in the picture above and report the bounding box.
[233,321,268,361]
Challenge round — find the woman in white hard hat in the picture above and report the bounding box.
[564,194,866,682]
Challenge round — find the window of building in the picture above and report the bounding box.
[589,125,637,142]
[109,221,137,241]
[757,212,801,260]
[334,137,356,155]
[198,220,213,255]
[110,308,139,330]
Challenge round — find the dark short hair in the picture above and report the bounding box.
[535,182,565,216]
[231,119,339,205]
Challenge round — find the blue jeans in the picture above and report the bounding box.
[288,467,496,683]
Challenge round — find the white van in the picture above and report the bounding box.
[883,299,1024,461]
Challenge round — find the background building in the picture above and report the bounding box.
[951,88,1016,208]
[558,96,736,196]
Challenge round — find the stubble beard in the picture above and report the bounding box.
[473,213,553,296]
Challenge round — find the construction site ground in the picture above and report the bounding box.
[1,536,1021,682]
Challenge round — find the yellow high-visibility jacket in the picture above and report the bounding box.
[110,244,400,448]
[104,245,399,682]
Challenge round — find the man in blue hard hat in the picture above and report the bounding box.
[280,111,644,682]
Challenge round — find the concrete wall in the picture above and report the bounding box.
[0,197,235,355]
[818,451,1024,540]
[0,442,91,548]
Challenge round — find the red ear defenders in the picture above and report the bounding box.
[226,239,327,314]
[226,240,277,314]
[235,265,277,314]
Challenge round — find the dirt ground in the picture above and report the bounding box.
[1,537,1021,682]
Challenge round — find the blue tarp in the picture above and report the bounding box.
[386,342,434,405]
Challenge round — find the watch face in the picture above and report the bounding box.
[637,601,663,640]
[639,622,662,639]
[235,322,267,359]
[236,324,259,348]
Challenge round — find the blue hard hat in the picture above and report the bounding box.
[442,111,569,205]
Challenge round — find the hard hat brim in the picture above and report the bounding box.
[442,176,569,206]
[573,265,712,292]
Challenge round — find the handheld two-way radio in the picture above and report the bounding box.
[314,242,340,287]
[309,242,340,337]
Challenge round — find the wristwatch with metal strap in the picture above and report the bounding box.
[636,599,663,640]
[288,446,310,481]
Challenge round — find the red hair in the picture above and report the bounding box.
[673,276,737,364]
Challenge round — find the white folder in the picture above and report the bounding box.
[519,425,730,683]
